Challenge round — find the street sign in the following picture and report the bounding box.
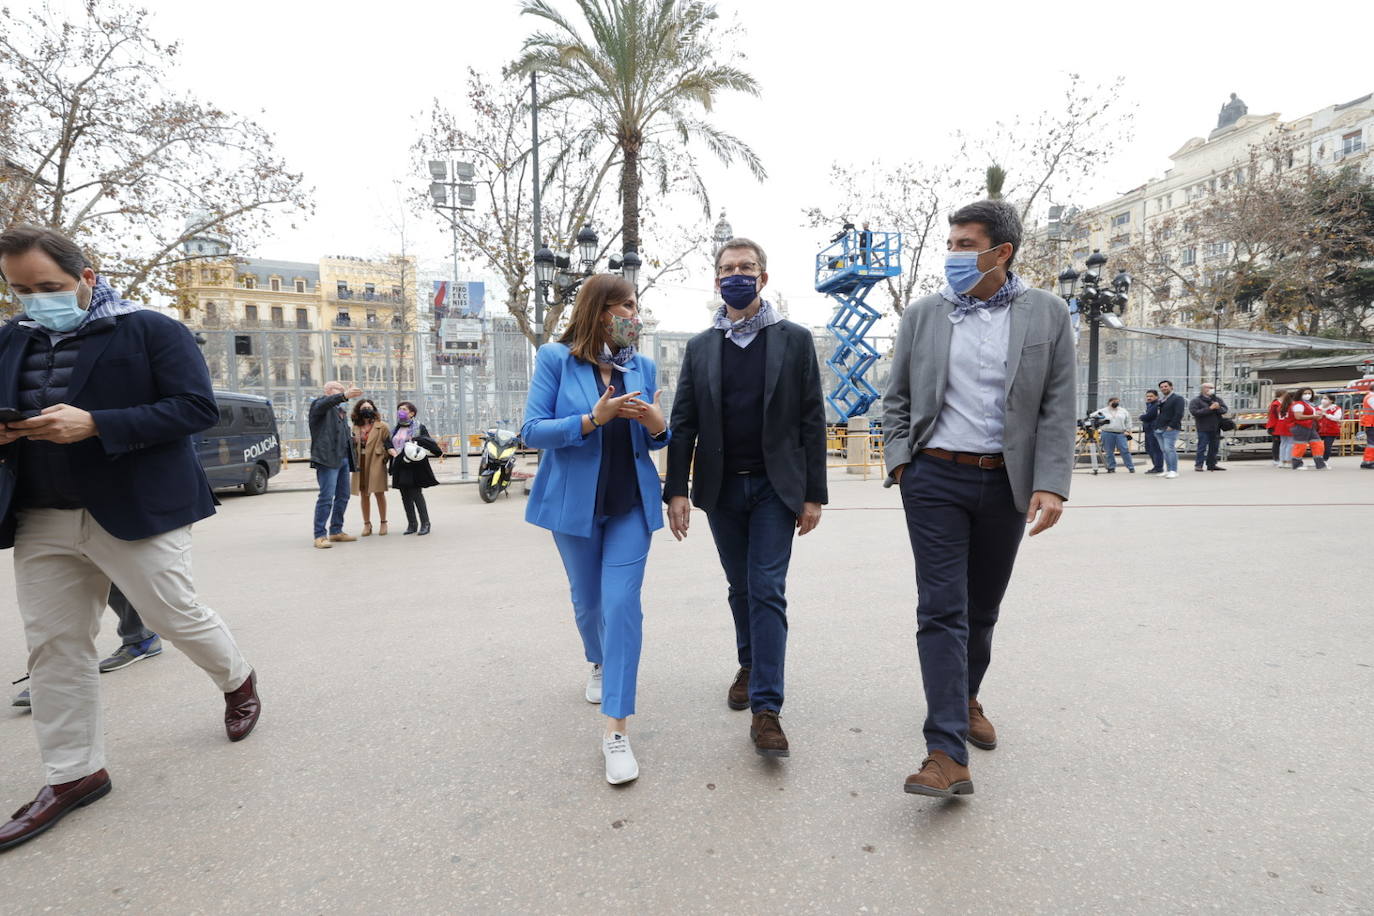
[433,280,485,367]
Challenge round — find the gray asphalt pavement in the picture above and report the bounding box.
[1,462,1371,913]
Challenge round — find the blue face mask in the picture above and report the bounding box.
[18,289,87,332]
[718,274,759,310]
[943,248,998,295]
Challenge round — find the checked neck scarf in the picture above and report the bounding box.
[940,272,1026,324]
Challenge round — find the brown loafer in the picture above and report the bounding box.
[968,698,997,750]
[224,670,261,742]
[750,710,789,757]
[904,750,973,797]
[0,770,112,852]
[727,666,750,710]
[313,537,332,549]
[328,532,357,542]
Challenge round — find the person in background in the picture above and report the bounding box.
[1154,380,1185,478]
[522,273,669,786]
[1188,382,1229,472]
[1266,389,1288,468]
[1317,394,1343,463]
[309,380,363,548]
[1139,389,1163,474]
[1361,387,1374,469]
[1091,396,1135,473]
[388,401,441,536]
[1286,387,1327,470]
[350,398,390,536]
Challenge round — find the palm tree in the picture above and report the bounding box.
[512,0,765,254]
[985,164,1007,200]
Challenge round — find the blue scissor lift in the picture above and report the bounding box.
[814,230,902,419]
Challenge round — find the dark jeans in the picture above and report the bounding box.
[1322,435,1337,460]
[313,464,351,538]
[899,454,1024,766]
[399,487,430,528]
[109,583,155,647]
[1143,427,1163,471]
[705,474,796,713]
[1195,430,1220,468]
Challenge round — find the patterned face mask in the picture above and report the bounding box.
[608,313,641,350]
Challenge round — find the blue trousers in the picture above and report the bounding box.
[314,464,351,538]
[899,454,1024,765]
[553,512,651,720]
[1099,430,1134,470]
[1155,428,1180,472]
[1143,427,1163,471]
[1195,430,1220,469]
[705,475,796,713]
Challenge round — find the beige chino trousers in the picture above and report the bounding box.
[13,508,251,784]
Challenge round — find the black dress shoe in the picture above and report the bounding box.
[224,670,261,742]
[402,524,418,535]
[0,770,111,852]
[417,523,431,536]
[1207,466,1227,471]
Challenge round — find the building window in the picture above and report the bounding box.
[270,306,284,327]
[296,308,310,329]
[205,301,218,322]
[244,304,258,323]
[336,311,350,326]
[295,279,306,293]
[270,277,281,292]
[335,334,353,349]
[1153,283,1172,300]
[366,335,380,350]
[243,276,256,290]
[1111,211,1130,228]
[391,315,404,330]
[364,283,376,300]
[337,281,350,299]
[366,310,378,327]
[1341,130,1364,158]
[339,365,354,382]
[391,286,401,300]
[273,362,289,383]
[1203,241,1230,260]
[1181,247,1197,266]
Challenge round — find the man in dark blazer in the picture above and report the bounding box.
[665,237,828,759]
[883,200,1075,799]
[0,226,260,852]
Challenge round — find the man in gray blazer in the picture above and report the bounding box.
[882,200,1075,798]
[666,237,828,759]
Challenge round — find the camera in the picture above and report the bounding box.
[1077,414,1109,431]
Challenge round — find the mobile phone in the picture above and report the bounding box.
[0,408,27,423]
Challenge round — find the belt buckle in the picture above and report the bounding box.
[977,454,998,470]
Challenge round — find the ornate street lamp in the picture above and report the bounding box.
[575,225,599,272]
[1058,248,1130,415]
[620,249,641,288]
[531,225,643,316]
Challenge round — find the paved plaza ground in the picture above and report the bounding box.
[1,460,1371,913]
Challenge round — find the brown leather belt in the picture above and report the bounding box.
[920,447,1005,469]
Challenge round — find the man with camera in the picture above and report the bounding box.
[0,225,259,851]
[1090,397,1135,473]
[308,380,364,548]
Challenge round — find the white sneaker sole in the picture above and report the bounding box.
[606,764,639,785]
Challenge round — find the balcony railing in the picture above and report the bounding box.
[330,290,405,304]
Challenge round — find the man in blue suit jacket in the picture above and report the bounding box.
[0,226,260,853]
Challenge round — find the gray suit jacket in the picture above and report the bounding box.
[881,287,1076,513]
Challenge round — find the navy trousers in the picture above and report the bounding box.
[899,454,1024,765]
[109,583,155,647]
[1143,427,1163,471]
[706,475,796,713]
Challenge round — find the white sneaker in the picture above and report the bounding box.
[585,664,603,704]
[1272,460,1282,468]
[603,732,639,784]
[1164,471,1178,478]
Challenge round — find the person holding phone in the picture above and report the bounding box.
[521,273,669,786]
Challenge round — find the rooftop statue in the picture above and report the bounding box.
[1216,93,1248,130]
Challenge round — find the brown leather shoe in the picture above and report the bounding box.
[727,666,750,710]
[0,770,112,852]
[968,698,997,750]
[904,750,973,797]
[750,710,789,757]
[224,670,261,742]
[328,532,357,542]
[313,537,332,549]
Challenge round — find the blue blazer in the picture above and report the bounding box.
[521,343,670,538]
[0,310,219,548]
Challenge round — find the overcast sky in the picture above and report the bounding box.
[21,0,1374,330]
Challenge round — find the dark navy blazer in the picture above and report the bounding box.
[0,310,219,547]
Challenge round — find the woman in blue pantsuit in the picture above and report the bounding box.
[521,273,669,785]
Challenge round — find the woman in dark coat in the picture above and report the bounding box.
[388,401,442,535]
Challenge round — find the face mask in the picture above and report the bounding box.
[1109,403,1120,409]
[1320,399,1331,407]
[358,408,376,421]
[608,314,641,350]
[718,274,759,310]
[1301,394,1312,402]
[18,290,86,332]
[397,410,411,423]
[944,248,998,295]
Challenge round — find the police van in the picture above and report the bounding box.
[197,391,282,495]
